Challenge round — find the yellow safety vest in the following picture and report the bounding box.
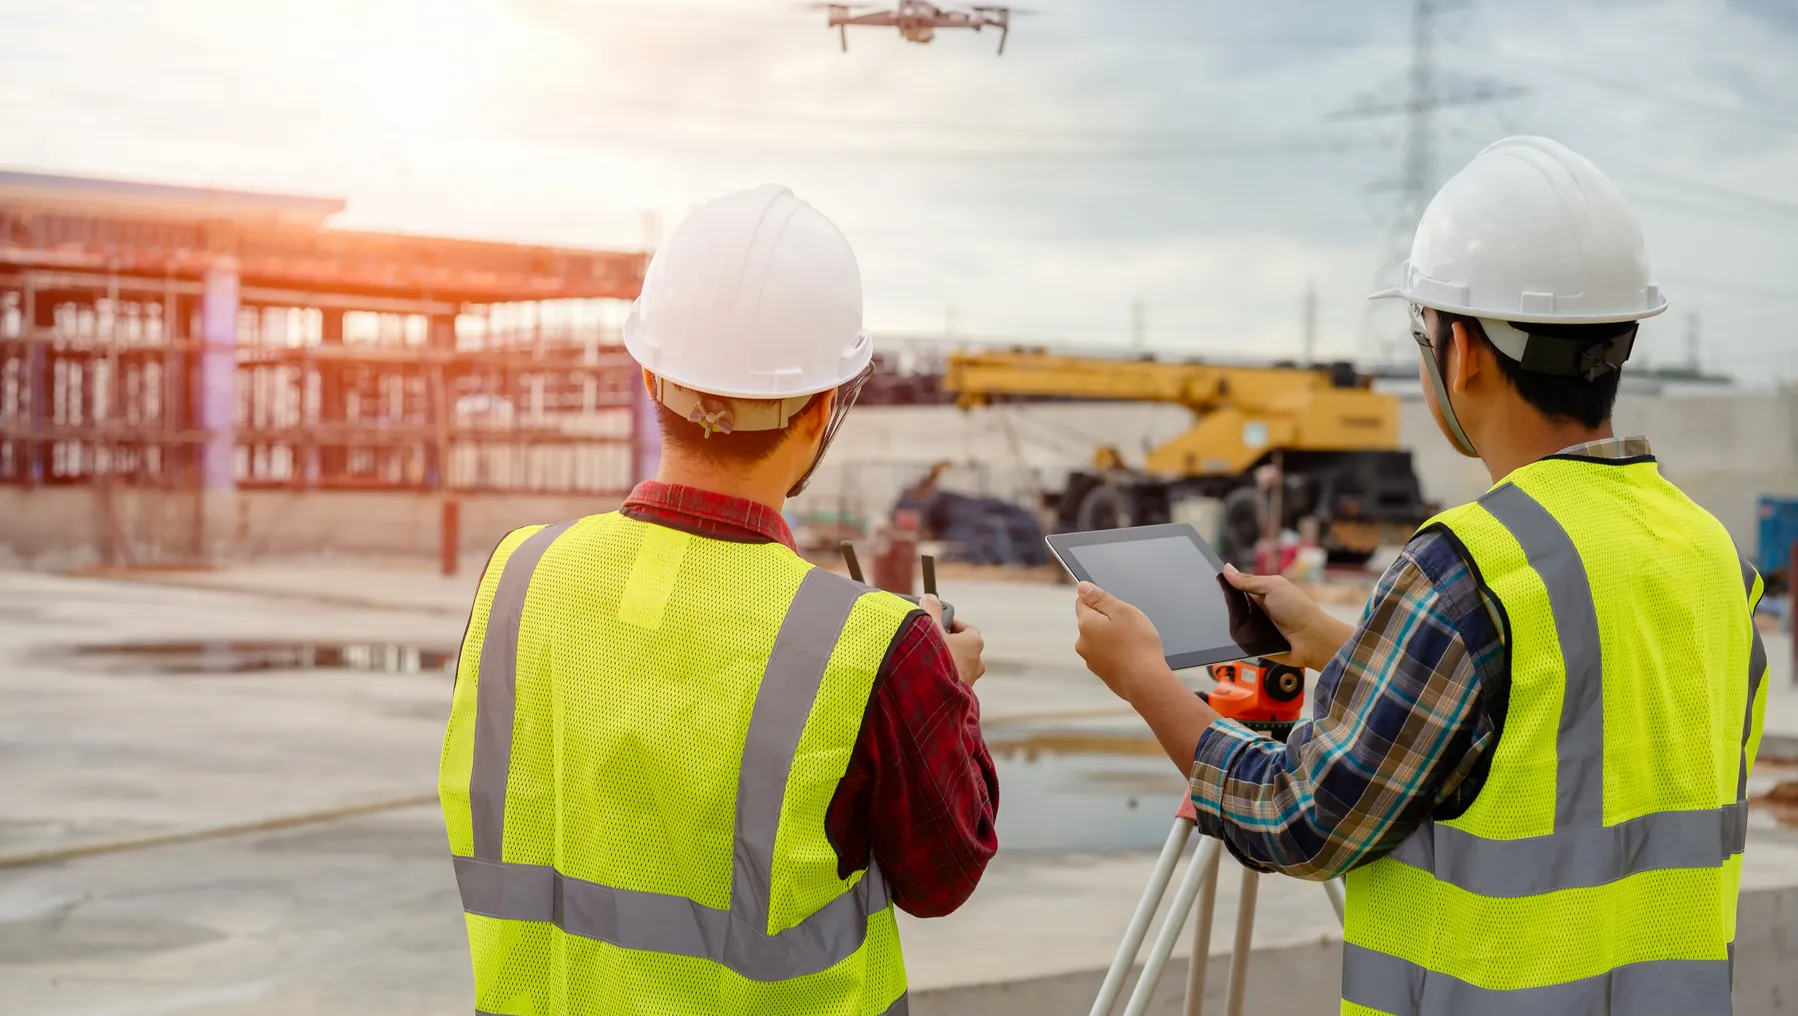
[439,512,917,1016]
[1341,454,1770,1015]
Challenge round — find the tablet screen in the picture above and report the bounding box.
[1050,524,1289,669]
[1065,536,1239,659]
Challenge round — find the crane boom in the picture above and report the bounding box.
[943,349,1400,476]
[936,348,1431,565]
[944,350,1358,411]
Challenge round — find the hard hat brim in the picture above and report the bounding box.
[624,318,875,401]
[1366,286,1669,325]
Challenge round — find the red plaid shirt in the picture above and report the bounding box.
[621,481,999,918]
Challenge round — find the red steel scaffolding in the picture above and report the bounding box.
[0,170,646,496]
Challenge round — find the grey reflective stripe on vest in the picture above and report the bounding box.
[478,991,912,1016]
[1740,555,1767,803]
[454,851,889,982]
[732,567,861,932]
[471,521,577,861]
[1480,483,1605,827]
[1342,944,1733,1016]
[460,556,894,983]
[1385,800,1749,898]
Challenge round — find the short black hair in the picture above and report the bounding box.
[1434,312,1631,430]
[654,392,824,468]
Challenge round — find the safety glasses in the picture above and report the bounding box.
[821,362,874,450]
[1409,303,1433,351]
[786,361,875,498]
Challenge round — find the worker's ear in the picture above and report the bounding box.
[1447,319,1487,394]
[642,368,656,396]
[797,389,836,438]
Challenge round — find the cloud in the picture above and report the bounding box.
[0,0,1795,378]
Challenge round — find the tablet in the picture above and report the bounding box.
[1046,523,1291,670]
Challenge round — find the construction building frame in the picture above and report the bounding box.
[0,171,648,568]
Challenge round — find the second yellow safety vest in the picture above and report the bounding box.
[1341,454,1769,1015]
[439,512,917,1015]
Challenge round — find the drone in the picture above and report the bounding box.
[816,2,1028,55]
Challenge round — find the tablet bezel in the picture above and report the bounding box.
[1046,522,1292,670]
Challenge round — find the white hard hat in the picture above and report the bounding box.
[623,184,873,401]
[1370,136,1667,324]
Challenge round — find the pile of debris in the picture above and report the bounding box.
[893,462,1051,569]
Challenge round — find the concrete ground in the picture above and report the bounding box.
[2,561,1795,1015]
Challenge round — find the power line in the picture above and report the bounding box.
[1634,173,1798,220]
[794,139,1358,162]
[493,86,1374,156]
[1486,51,1798,132]
[1660,273,1798,305]
[1632,195,1798,233]
[514,106,1366,162]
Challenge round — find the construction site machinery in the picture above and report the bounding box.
[942,349,1435,566]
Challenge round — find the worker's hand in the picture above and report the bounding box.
[923,594,985,687]
[1074,582,1179,704]
[1222,565,1354,672]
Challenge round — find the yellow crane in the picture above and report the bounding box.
[942,349,1435,564]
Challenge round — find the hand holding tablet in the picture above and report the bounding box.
[1048,523,1290,670]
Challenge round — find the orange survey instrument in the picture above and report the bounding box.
[1199,658,1305,740]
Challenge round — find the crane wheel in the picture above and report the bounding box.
[1076,484,1133,532]
[1220,486,1262,568]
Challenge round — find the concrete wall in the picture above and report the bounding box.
[228,489,620,559]
[1403,387,1798,547]
[0,486,620,569]
[797,386,1798,557]
[6,386,1791,566]
[913,884,1798,1016]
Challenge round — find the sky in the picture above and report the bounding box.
[3,0,1796,381]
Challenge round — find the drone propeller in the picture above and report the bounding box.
[970,4,1039,13]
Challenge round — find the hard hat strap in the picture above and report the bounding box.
[1412,305,1480,458]
[1481,318,1636,381]
[786,362,875,499]
[651,377,817,434]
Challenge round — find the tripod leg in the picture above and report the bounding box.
[1324,877,1346,923]
[1089,817,1195,1016]
[1181,839,1223,1016]
[1221,868,1259,1016]
[1120,837,1222,1016]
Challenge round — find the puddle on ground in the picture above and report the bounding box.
[0,915,224,964]
[990,742,1798,850]
[60,641,456,676]
[987,728,1191,853]
[1754,764,1798,828]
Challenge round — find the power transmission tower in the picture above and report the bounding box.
[1302,281,1318,365]
[1330,0,1527,360]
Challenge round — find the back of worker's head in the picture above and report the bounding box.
[624,185,875,494]
[1426,313,1633,430]
[1374,136,1664,455]
[648,381,832,473]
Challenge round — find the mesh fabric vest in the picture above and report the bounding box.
[440,512,917,1016]
[1340,454,1771,1016]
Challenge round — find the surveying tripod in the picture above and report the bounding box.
[1087,722,1347,1016]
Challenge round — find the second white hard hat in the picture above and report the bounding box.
[1370,136,1667,324]
[623,184,873,401]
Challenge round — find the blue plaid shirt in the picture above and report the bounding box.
[1187,437,1653,880]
